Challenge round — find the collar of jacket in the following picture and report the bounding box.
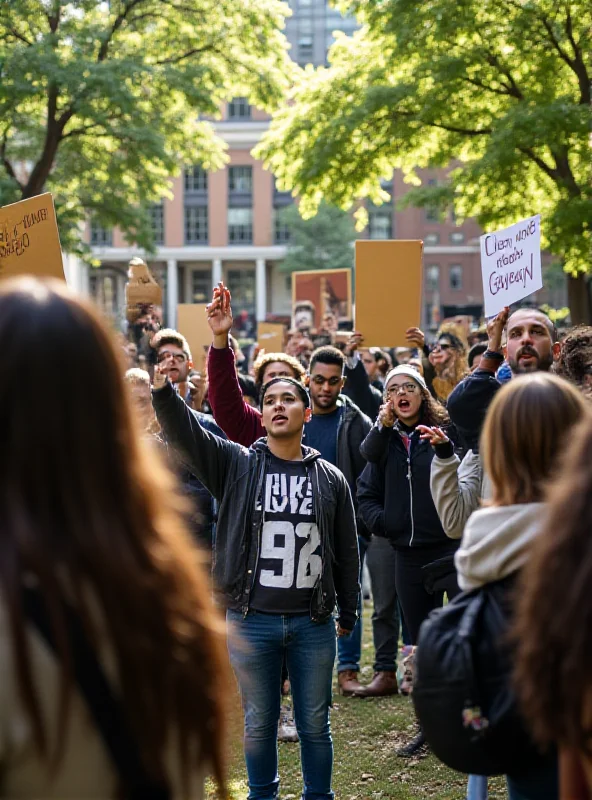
[250,437,322,463]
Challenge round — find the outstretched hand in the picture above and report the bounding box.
[152,364,168,391]
[207,282,233,339]
[417,425,449,447]
[343,331,364,357]
[406,327,425,350]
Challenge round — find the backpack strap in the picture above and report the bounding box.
[22,586,170,800]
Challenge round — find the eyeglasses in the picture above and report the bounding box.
[311,375,343,387]
[386,382,419,396]
[432,343,451,352]
[157,351,187,364]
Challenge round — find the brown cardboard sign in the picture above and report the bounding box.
[355,240,423,347]
[176,304,211,373]
[0,193,65,281]
[292,268,352,330]
[257,322,285,355]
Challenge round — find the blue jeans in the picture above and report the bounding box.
[227,609,336,800]
[467,774,488,800]
[506,756,558,800]
[337,535,367,673]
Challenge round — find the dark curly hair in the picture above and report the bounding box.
[556,325,592,388]
[513,411,592,753]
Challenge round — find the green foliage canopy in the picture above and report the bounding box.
[0,0,293,256]
[279,201,355,273]
[257,0,591,279]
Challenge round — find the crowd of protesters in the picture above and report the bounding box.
[1,272,592,800]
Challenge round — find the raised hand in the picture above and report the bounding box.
[406,327,425,350]
[378,400,396,428]
[152,364,168,391]
[207,282,233,346]
[344,331,364,357]
[486,306,509,354]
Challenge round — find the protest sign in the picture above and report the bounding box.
[355,240,423,347]
[177,304,211,373]
[0,193,65,281]
[292,269,352,330]
[257,322,285,354]
[480,215,542,317]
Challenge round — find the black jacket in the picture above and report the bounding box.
[304,395,373,540]
[342,358,383,421]
[153,381,360,629]
[357,422,459,550]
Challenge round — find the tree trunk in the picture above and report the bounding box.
[567,273,592,325]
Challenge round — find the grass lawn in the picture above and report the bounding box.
[208,605,508,800]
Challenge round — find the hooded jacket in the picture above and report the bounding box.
[153,381,360,630]
[455,503,544,592]
[357,422,458,550]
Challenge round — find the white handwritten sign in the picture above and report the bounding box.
[480,215,542,317]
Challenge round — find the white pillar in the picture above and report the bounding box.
[212,258,222,289]
[166,258,178,328]
[256,257,266,322]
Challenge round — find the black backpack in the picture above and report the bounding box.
[413,576,552,776]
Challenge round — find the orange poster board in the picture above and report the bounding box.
[177,304,211,373]
[291,268,352,329]
[257,322,285,355]
[355,240,423,347]
[0,193,65,281]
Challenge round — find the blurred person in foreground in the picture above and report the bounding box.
[513,411,592,799]
[0,277,228,799]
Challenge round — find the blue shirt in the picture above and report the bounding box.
[303,405,343,466]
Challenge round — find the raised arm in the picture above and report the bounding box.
[341,333,382,420]
[152,376,241,500]
[206,282,265,446]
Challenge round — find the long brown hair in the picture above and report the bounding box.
[480,373,587,506]
[513,411,592,752]
[0,278,228,794]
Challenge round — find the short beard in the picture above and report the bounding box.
[509,350,554,374]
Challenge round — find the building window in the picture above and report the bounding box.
[298,37,314,64]
[227,98,251,120]
[274,208,291,244]
[450,231,465,244]
[149,203,165,245]
[426,265,440,292]
[229,166,253,194]
[424,232,440,245]
[185,206,208,245]
[184,166,208,193]
[425,206,439,223]
[191,270,212,304]
[449,264,463,291]
[89,221,112,246]
[228,208,253,244]
[227,269,256,316]
[368,208,392,239]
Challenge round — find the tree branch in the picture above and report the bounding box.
[154,44,215,65]
[517,146,559,184]
[97,0,146,62]
[0,134,23,191]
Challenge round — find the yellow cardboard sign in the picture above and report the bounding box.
[257,322,285,354]
[355,240,423,347]
[0,193,65,281]
[177,303,211,373]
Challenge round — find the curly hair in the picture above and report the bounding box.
[556,325,592,387]
[252,351,305,387]
[421,389,450,426]
[512,411,592,754]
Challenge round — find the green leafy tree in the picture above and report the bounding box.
[279,201,355,273]
[0,0,293,257]
[257,0,592,321]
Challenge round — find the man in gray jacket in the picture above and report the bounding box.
[152,370,360,800]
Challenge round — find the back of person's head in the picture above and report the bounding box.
[124,367,151,386]
[252,351,305,387]
[513,411,592,753]
[481,373,587,506]
[150,327,192,360]
[556,325,592,387]
[309,345,345,373]
[468,342,487,369]
[0,278,227,791]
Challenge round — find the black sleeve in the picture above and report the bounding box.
[333,476,361,632]
[359,423,391,463]
[152,381,242,501]
[343,359,382,420]
[356,461,387,537]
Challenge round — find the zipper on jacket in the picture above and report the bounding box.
[242,453,267,618]
[407,455,415,546]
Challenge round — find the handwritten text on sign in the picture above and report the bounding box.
[480,215,542,317]
[0,193,64,281]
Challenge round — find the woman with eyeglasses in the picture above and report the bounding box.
[357,365,460,755]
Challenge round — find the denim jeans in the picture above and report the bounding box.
[227,609,336,800]
[337,535,367,673]
[467,774,488,800]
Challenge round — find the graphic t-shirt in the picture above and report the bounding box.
[250,455,322,614]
